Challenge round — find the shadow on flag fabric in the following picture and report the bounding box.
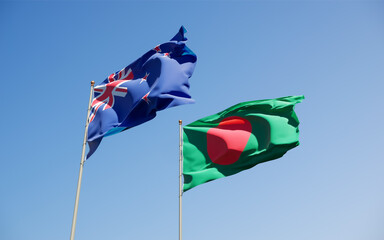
[87,26,197,159]
[182,96,304,191]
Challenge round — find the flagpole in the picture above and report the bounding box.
[70,81,95,240]
[179,120,183,240]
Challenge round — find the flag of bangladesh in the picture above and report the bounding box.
[182,95,304,191]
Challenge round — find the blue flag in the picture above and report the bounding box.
[87,26,197,158]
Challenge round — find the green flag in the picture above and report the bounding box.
[183,95,304,191]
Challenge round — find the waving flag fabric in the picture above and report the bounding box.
[87,26,197,158]
[182,96,304,191]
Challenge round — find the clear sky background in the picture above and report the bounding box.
[1,1,383,240]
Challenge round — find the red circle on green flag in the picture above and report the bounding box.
[207,116,252,165]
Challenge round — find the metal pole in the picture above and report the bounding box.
[179,120,183,240]
[70,81,95,240]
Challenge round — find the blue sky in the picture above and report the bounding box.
[1,1,383,240]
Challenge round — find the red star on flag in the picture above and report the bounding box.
[140,73,149,84]
[142,92,150,104]
[154,45,161,52]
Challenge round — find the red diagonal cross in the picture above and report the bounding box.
[93,80,128,110]
[89,80,129,122]
[89,68,134,123]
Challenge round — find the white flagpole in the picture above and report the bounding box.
[70,81,95,240]
[179,120,183,240]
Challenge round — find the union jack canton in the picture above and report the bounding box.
[87,26,197,158]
